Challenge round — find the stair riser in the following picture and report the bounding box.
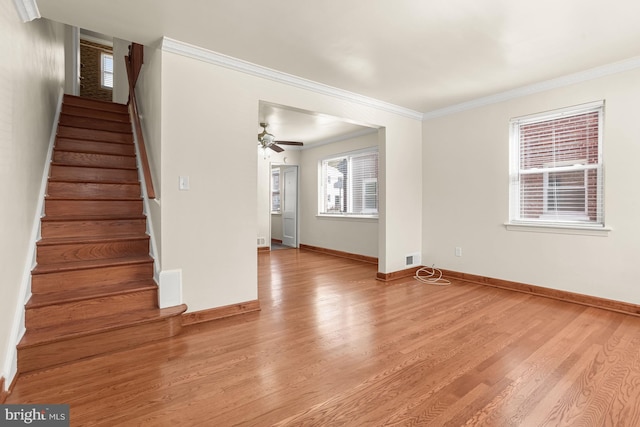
[41,219,147,239]
[61,104,130,123]
[47,182,141,199]
[49,165,139,183]
[37,239,149,264]
[59,114,132,133]
[62,95,128,114]
[57,126,132,144]
[53,151,137,169]
[25,289,158,329]
[31,263,154,294]
[55,138,136,156]
[18,315,181,373]
[45,200,143,216]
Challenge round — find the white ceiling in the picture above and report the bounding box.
[258,102,376,147]
[32,0,640,144]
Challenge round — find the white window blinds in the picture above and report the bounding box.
[271,168,281,213]
[101,52,114,89]
[319,148,378,217]
[510,101,604,227]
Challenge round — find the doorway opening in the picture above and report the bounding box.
[258,101,382,260]
[79,30,114,101]
[270,164,298,249]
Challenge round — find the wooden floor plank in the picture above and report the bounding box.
[6,249,640,425]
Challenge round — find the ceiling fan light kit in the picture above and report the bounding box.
[258,123,303,156]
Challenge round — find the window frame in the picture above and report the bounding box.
[508,101,605,230]
[318,147,379,219]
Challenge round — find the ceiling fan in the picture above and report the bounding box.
[258,122,303,153]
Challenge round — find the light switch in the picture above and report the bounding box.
[179,176,190,190]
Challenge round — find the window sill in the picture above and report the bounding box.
[317,214,378,221]
[504,222,611,236]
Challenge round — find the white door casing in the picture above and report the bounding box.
[282,166,298,247]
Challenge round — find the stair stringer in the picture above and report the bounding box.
[127,101,183,308]
[2,87,64,387]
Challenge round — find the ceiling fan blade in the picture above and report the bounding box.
[275,141,304,146]
[269,144,285,153]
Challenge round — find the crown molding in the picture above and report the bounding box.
[12,0,40,22]
[160,37,640,123]
[423,55,640,120]
[160,37,424,121]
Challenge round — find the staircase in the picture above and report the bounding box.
[17,95,186,373]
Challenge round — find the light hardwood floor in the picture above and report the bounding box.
[6,249,640,426]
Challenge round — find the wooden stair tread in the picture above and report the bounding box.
[57,124,133,135]
[50,162,138,171]
[32,255,153,275]
[46,181,142,199]
[40,214,146,222]
[59,114,132,133]
[61,105,130,123]
[56,128,133,145]
[57,125,132,137]
[55,138,136,156]
[53,145,136,157]
[18,304,187,349]
[62,95,129,113]
[48,178,140,185]
[49,164,139,182]
[47,177,140,185]
[26,280,157,307]
[54,148,136,158]
[45,196,143,202]
[37,234,149,246]
[53,136,134,146]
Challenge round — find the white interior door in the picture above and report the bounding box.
[281,166,298,247]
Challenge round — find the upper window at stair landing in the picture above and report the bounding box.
[101,52,114,89]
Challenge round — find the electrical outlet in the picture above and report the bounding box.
[455,247,462,257]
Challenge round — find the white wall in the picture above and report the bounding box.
[63,25,79,95]
[160,53,259,312]
[299,132,379,258]
[423,67,640,304]
[112,37,130,104]
[270,212,283,241]
[0,8,65,387]
[158,45,422,312]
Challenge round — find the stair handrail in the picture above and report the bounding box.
[125,43,156,199]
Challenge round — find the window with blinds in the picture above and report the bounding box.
[101,52,114,89]
[271,168,281,213]
[319,148,378,217]
[509,101,604,227]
